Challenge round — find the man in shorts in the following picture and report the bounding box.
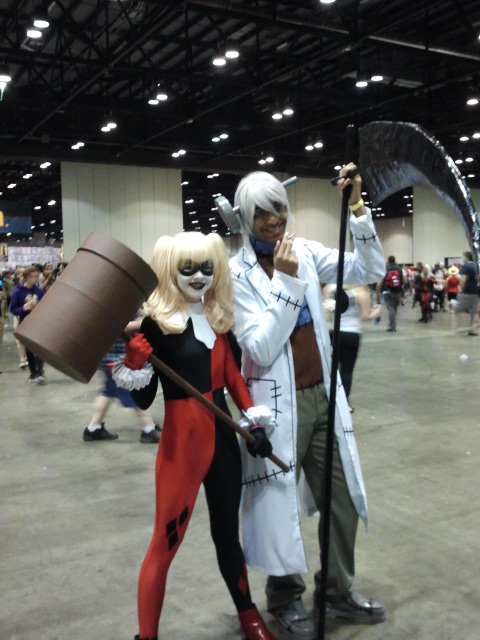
[455,251,479,335]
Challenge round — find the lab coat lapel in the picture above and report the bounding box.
[242,242,272,306]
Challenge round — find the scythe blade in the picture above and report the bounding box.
[358,120,480,271]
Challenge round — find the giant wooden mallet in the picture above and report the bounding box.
[15,232,289,473]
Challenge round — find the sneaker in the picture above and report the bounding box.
[29,374,39,384]
[316,589,385,625]
[36,375,47,385]
[19,360,29,369]
[83,423,118,441]
[140,425,161,444]
[272,598,315,639]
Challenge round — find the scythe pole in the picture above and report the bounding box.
[316,124,356,640]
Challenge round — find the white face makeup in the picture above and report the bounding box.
[177,260,214,302]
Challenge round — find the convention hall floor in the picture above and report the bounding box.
[2,301,480,640]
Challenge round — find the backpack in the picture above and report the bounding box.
[384,267,402,291]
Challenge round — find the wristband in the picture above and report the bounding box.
[349,198,364,212]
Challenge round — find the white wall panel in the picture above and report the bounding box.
[412,186,479,266]
[92,164,111,237]
[61,162,182,261]
[107,165,128,245]
[290,177,343,248]
[76,164,96,244]
[374,216,413,264]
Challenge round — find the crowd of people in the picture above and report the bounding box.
[372,254,479,334]
[1,166,479,640]
[1,261,67,378]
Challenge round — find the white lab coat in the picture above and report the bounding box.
[230,211,385,576]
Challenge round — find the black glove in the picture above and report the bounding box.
[246,426,273,459]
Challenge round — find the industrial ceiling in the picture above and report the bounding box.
[1,0,480,240]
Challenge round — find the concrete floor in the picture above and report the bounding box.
[1,300,480,640]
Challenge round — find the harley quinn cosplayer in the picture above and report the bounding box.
[113,232,278,640]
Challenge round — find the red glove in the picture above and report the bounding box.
[124,333,153,370]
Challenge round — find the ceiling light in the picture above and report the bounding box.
[460,136,469,141]
[356,78,368,88]
[272,112,283,120]
[156,92,168,101]
[225,45,239,59]
[34,206,41,210]
[306,140,323,151]
[266,156,274,163]
[181,181,189,186]
[219,133,228,139]
[212,55,226,67]
[40,161,51,169]
[50,219,56,224]
[473,132,480,139]
[33,3,50,30]
[466,157,474,162]
[101,120,117,132]
[148,98,159,105]
[7,183,16,189]
[0,63,11,84]
[212,136,221,142]
[48,200,56,206]
[23,173,32,179]
[320,0,336,3]
[283,107,294,116]
[26,28,42,39]
[371,74,383,82]
[258,158,267,165]
[33,17,49,29]
[467,98,479,106]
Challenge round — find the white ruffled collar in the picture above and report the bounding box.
[169,302,216,349]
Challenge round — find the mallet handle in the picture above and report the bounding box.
[123,338,290,473]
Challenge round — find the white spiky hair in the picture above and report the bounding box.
[233,171,292,239]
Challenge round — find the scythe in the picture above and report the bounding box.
[358,120,480,272]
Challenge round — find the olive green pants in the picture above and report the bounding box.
[266,383,358,611]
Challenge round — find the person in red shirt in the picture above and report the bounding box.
[446,265,460,312]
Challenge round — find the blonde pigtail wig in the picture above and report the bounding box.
[145,231,234,335]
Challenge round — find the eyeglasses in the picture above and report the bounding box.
[257,220,286,232]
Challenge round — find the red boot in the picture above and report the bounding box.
[238,605,278,640]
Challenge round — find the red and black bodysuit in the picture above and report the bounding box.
[130,315,255,638]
